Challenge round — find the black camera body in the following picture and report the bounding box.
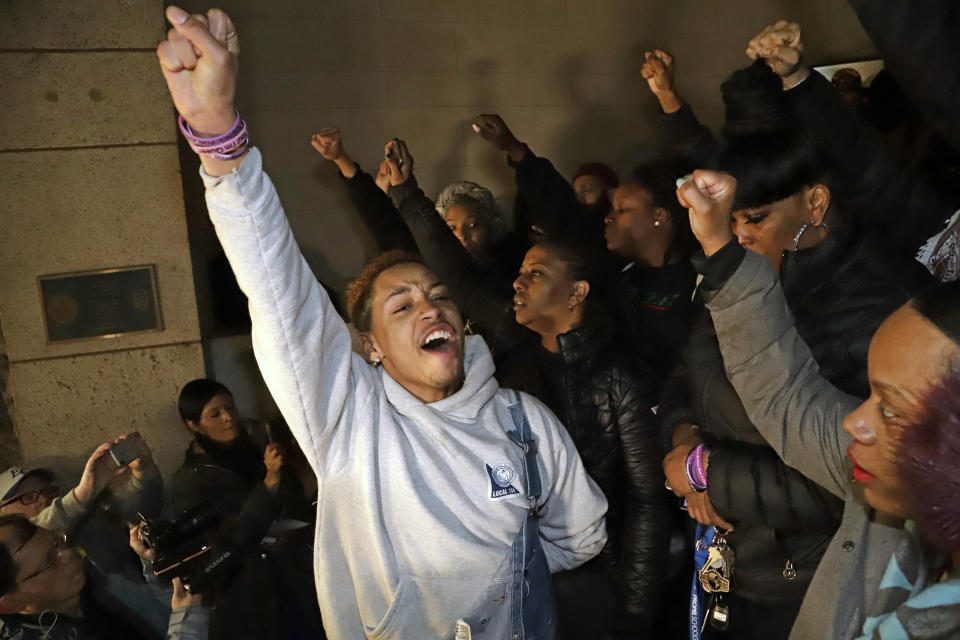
[138,502,234,593]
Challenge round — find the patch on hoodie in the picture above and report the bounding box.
[486,463,520,499]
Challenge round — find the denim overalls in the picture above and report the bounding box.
[456,392,558,640]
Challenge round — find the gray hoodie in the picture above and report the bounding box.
[201,149,607,640]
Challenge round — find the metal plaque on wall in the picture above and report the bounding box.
[38,266,164,342]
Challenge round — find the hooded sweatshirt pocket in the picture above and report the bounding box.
[366,574,495,640]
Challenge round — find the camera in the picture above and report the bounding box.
[138,502,236,593]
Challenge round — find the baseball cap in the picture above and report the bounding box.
[0,466,56,504]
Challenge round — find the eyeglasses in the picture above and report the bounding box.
[1,485,59,508]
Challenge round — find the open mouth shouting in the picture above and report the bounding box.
[420,324,457,355]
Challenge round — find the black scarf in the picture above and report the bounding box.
[194,432,265,487]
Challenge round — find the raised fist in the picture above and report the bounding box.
[676,170,737,257]
[157,5,239,136]
[383,139,414,186]
[311,127,344,161]
[471,114,522,153]
[746,20,804,79]
[641,50,676,96]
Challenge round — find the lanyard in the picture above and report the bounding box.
[689,524,715,640]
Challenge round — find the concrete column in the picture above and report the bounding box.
[0,0,205,481]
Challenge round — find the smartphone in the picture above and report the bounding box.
[109,437,143,467]
[266,419,293,444]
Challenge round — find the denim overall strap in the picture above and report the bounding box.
[506,391,556,640]
[507,391,542,509]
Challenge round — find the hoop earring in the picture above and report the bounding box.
[791,223,809,251]
[793,221,830,251]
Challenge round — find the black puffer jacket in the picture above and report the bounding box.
[497,330,671,634]
[661,228,932,605]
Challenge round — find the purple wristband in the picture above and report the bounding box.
[693,444,708,488]
[178,110,250,159]
[178,110,241,146]
[685,444,708,491]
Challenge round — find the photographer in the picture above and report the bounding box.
[172,379,322,640]
[0,513,208,639]
[0,433,163,579]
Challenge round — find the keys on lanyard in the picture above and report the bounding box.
[698,528,735,632]
[698,529,734,594]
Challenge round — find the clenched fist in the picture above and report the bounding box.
[641,50,675,96]
[157,5,239,137]
[746,20,808,89]
[641,49,684,113]
[676,170,737,257]
[311,127,344,161]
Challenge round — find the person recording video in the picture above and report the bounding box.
[172,379,322,640]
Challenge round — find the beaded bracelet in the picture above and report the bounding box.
[178,110,249,160]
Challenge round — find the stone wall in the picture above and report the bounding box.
[178,0,876,297]
[0,0,205,481]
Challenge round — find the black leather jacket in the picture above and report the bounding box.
[497,330,671,633]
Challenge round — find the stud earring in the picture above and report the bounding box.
[654,220,661,227]
[372,356,382,367]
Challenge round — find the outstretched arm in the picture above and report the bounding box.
[157,6,364,476]
[311,128,418,254]
[384,139,528,352]
[472,114,602,245]
[641,50,718,166]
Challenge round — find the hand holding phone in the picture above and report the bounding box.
[109,433,147,468]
